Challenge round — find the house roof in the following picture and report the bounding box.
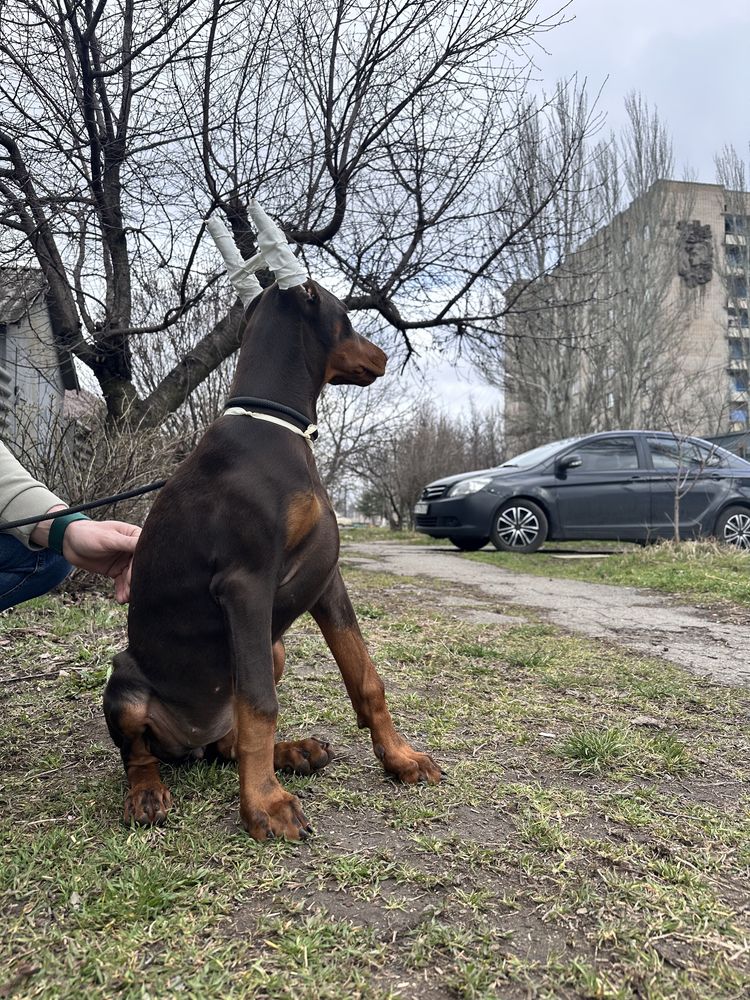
[0,268,47,324]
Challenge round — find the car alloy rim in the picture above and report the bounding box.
[723,512,750,549]
[496,506,540,547]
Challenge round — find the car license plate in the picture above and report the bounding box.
[414,502,429,515]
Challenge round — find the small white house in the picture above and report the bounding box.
[0,268,79,446]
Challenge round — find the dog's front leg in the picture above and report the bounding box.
[311,568,442,785]
[217,575,312,841]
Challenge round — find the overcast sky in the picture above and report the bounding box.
[534,0,750,181]
[431,0,750,416]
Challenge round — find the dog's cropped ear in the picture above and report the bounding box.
[285,280,319,307]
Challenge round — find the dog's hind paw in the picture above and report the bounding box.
[274,737,332,775]
[124,784,173,826]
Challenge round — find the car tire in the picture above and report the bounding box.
[715,506,750,550]
[448,536,490,551]
[490,500,548,553]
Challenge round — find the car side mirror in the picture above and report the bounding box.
[556,454,582,475]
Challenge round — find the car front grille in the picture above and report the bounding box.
[416,515,439,527]
[416,515,459,528]
[421,484,449,500]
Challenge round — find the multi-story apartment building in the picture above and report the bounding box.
[503,180,750,455]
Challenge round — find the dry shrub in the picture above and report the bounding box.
[8,400,193,595]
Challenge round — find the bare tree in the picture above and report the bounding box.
[480,93,725,453]
[0,0,595,430]
[355,401,504,529]
[314,378,415,505]
[476,81,604,452]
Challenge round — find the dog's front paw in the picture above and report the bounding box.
[241,788,312,841]
[124,783,173,825]
[376,744,443,785]
[274,737,333,775]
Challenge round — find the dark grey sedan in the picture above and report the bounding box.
[414,431,750,552]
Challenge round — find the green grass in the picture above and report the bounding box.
[0,565,749,998]
[465,538,750,607]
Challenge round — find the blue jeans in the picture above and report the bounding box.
[0,534,72,612]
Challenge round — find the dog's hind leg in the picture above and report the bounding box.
[210,639,332,775]
[269,638,333,775]
[216,577,312,840]
[104,653,172,825]
[311,568,442,785]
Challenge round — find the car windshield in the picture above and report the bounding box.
[500,436,582,469]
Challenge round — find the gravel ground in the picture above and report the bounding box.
[344,541,750,687]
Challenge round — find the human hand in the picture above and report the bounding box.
[61,519,141,603]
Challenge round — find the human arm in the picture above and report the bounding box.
[30,508,141,603]
[1,442,141,602]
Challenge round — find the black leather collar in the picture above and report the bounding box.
[223,396,318,440]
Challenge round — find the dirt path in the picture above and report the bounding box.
[344,540,750,687]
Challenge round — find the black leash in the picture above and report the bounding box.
[0,479,167,532]
[0,397,315,533]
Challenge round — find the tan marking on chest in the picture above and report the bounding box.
[285,491,322,551]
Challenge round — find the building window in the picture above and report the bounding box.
[728,308,750,329]
[729,276,748,299]
[733,372,749,392]
[725,215,749,235]
[727,244,747,267]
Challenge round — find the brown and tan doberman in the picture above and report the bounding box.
[103,276,442,840]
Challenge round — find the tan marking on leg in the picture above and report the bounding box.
[285,491,322,551]
[214,641,284,760]
[235,698,311,840]
[316,622,442,786]
[215,730,236,759]
[118,701,172,825]
[272,639,286,684]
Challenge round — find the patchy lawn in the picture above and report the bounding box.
[461,539,750,610]
[1,563,749,999]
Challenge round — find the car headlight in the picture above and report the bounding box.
[447,477,492,497]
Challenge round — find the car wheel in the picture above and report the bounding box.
[715,506,750,550]
[490,500,548,553]
[448,536,490,551]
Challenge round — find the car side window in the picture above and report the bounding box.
[569,437,639,471]
[695,443,725,468]
[648,437,718,470]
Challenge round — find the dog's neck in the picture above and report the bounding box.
[229,316,326,424]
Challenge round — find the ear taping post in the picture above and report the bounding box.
[205,216,264,307]
[248,200,308,290]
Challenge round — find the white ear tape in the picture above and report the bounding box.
[248,200,308,290]
[205,215,264,307]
